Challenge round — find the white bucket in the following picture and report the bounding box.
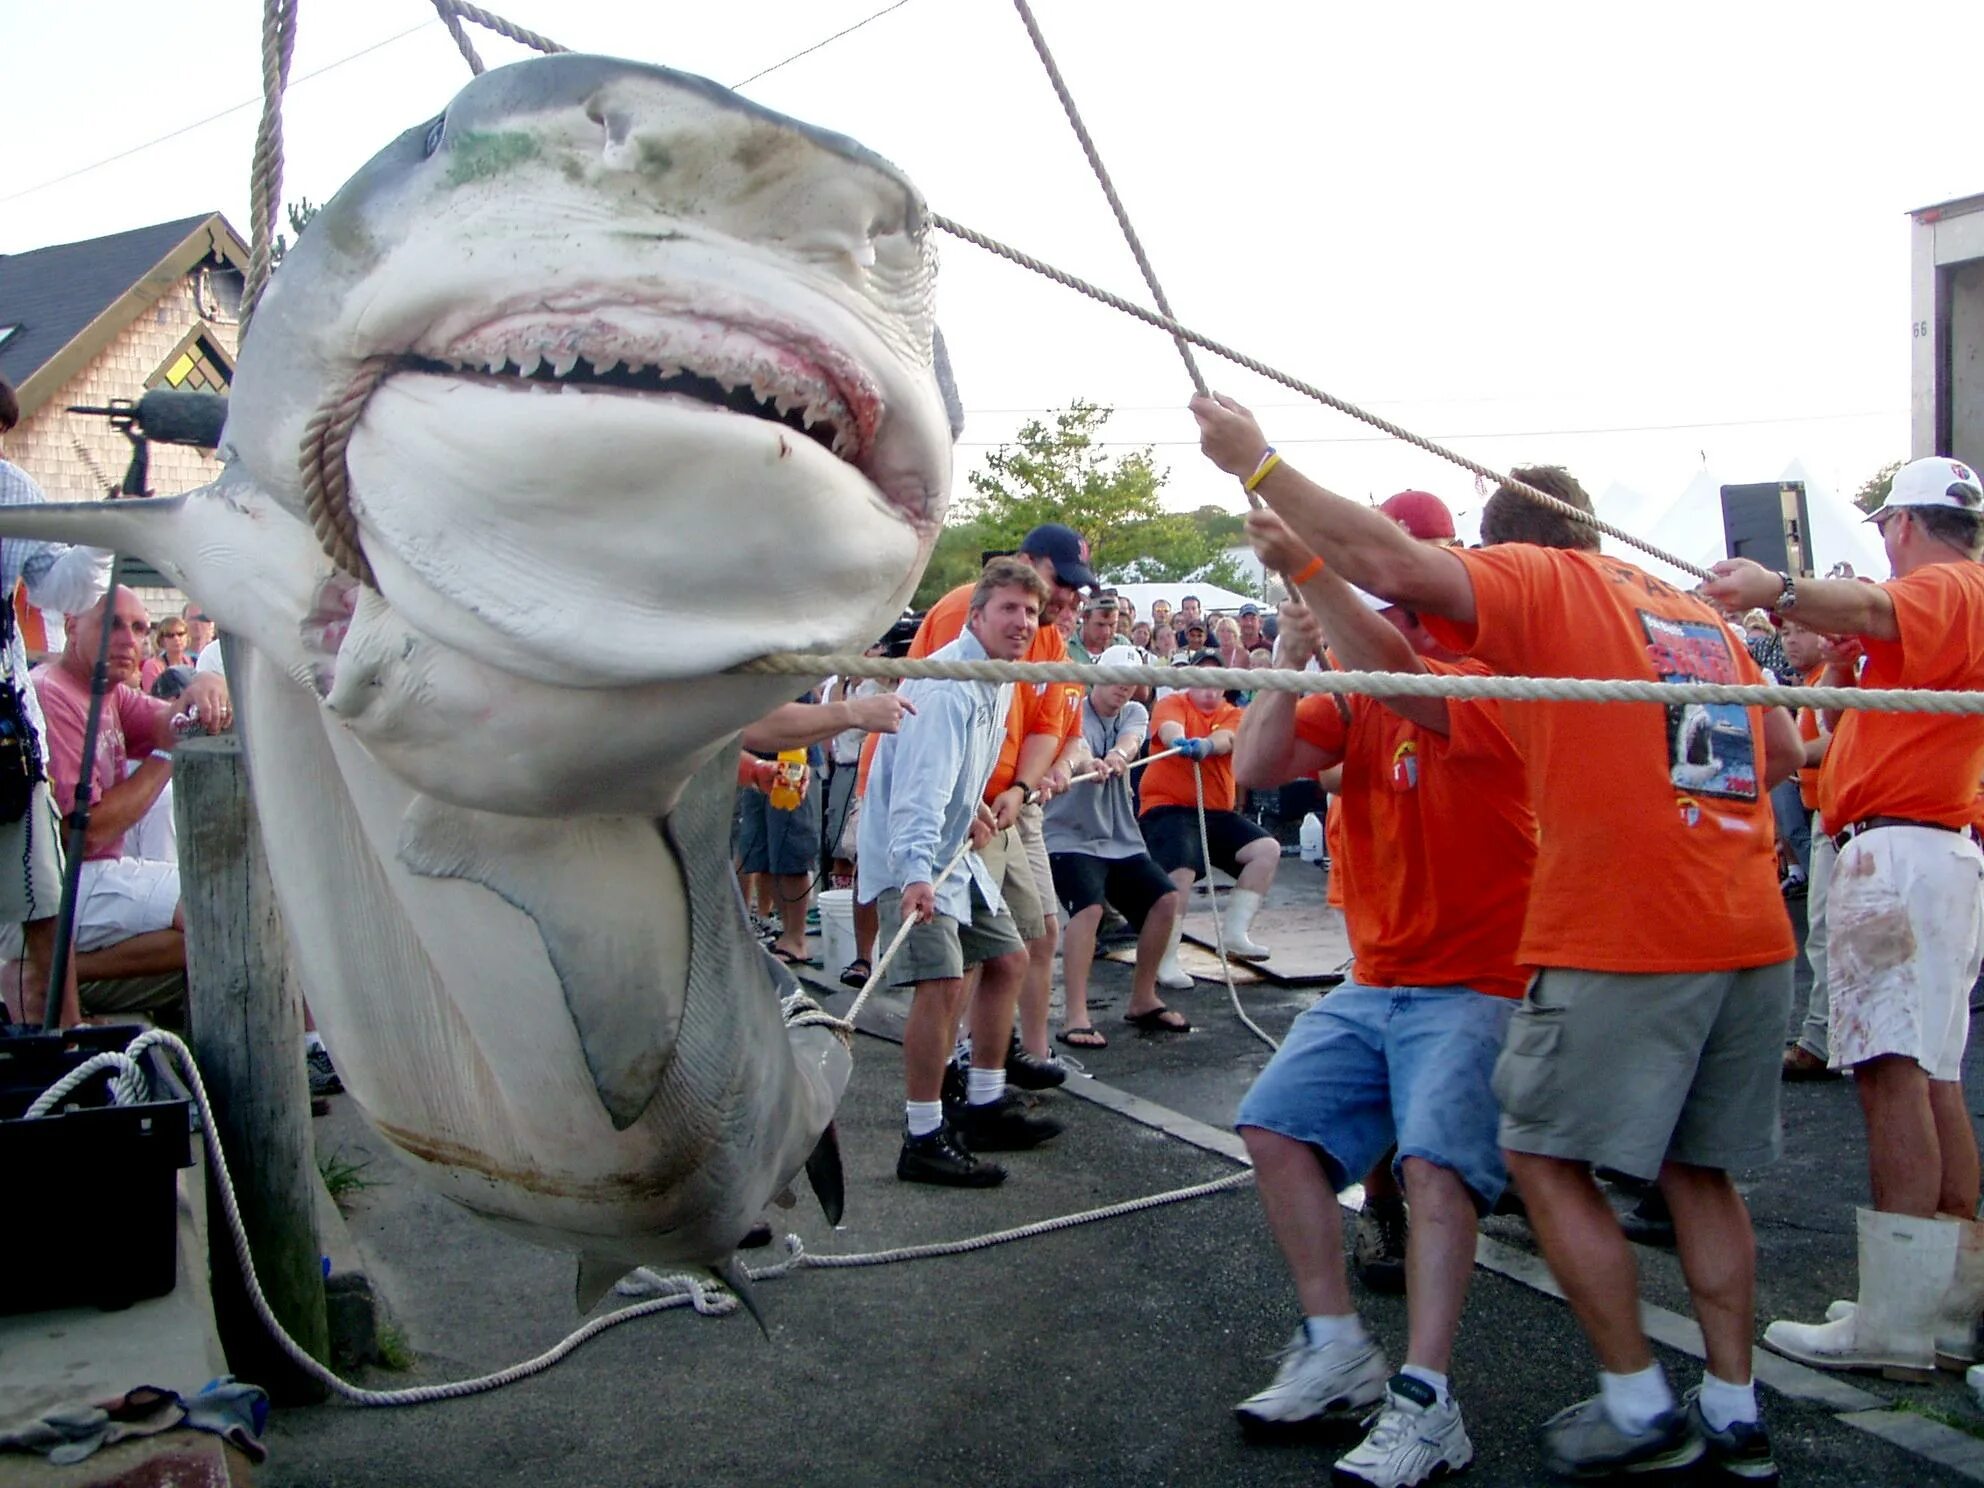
[817,888,856,975]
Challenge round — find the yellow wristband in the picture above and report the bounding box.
[1290,555,1325,586]
[1243,449,1282,493]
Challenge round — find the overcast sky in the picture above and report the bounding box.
[5,0,1979,541]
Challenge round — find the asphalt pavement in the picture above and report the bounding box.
[266,864,1984,1486]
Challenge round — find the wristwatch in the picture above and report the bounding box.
[1771,570,1798,613]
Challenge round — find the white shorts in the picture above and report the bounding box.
[75,858,181,953]
[1828,826,1984,1081]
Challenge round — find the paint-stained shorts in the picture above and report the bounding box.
[876,883,1025,987]
[1494,963,1792,1181]
[1017,801,1059,928]
[1827,827,1984,1082]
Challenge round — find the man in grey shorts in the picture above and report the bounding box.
[857,559,1063,1188]
[1194,391,1802,1482]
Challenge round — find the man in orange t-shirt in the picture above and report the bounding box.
[1195,391,1801,1479]
[1708,456,1984,1378]
[909,524,1092,1088]
[1225,531,1536,1475]
[1139,652,1281,985]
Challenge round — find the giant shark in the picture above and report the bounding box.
[4,54,960,1304]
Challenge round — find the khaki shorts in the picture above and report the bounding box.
[1493,962,1793,1180]
[875,884,1025,987]
[1017,801,1059,930]
[977,824,1047,942]
[0,780,66,925]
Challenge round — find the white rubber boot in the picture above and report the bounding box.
[1153,913,1193,991]
[1221,887,1271,960]
[1763,1209,1957,1378]
[1816,1216,1984,1369]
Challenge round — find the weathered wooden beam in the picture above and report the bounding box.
[175,729,328,1401]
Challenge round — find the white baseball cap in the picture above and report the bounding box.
[1096,643,1143,669]
[1866,456,1983,522]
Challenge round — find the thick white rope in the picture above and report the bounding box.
[23,1027,1251,1407]
[739,652,1984,716]
[1191,759,1281,1053]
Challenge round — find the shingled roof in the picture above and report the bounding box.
[0,213,248,418]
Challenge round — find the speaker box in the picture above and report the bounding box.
[1719,482,1813,577]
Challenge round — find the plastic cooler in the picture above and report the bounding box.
[0,1024,194,1313]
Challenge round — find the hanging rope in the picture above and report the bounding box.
[241,0,299,330]
[1007,0,1205,398]
[737,650,1984,716]
[430,0,487,74]
[428,0,568,60]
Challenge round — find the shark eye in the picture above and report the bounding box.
[422,116,446,158]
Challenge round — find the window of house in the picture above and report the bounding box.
[146,329,232,393]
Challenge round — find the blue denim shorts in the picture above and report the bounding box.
[1236,980,1516,1212]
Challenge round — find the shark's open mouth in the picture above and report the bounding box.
[403,308,882,471]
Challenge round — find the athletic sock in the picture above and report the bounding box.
[1399,1364,1450,1405]
[1599,1363,1674,1436]
[965,1066,1006,1106]
[1696,1372,1758,1431]
[1302,1314,1366,1349]
[305,1031,326,1054]
[904,1100,944,1138]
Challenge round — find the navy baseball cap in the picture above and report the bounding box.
[1018,523,1097,592]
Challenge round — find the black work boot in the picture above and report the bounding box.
[897,1122,1006,1187]
[1005,1030,1067,1091]
[952,1089,1064,1152]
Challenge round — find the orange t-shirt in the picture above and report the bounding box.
[1293,661,1537,998]
[910,581,1081,800]
[1140,691,1245,813]
[1819,562,1984,836]
[1420,546,1792,973]
[1324,794,1346,909]
[1795,666,1824,812]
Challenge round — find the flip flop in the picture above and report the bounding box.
[770,946,820,969]
[1056,1025,1108,1050]
[1124,1006,1192,1033]
[839,958,871,990]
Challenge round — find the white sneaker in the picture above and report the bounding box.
[1333,1374,1473,1487]
[1234,1326,1388,1433]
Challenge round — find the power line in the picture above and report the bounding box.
[0,19,440,207]
[731,0,916,88]
[952,408,1905,448]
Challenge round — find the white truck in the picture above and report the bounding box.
[1911,190,1984,462]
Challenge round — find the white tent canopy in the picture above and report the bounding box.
[1107,580,1262,616]
[1596,463,1887,590]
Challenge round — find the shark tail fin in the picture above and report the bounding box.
[804,1120,845,1227]
[575,1251,629,1313]
[716,1255,768,1339]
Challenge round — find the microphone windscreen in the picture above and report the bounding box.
[133,389,228,448]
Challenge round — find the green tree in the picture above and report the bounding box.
[270,198,320,266]
[915,401,1254,606]
[1853,459,1903,515]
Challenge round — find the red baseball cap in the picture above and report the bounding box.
[1380,490,1456,542]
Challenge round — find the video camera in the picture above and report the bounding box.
[877,611,922,659]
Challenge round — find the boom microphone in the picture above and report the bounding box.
[67,389,228,448]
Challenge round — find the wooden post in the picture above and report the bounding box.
[175,731,330,1401]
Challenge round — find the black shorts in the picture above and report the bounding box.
[1048,851,1177,928]
[1140,805,1272,879]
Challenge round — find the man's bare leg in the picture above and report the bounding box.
[967,949,1027,1072]
[1929,1079,1981,1218]
[903,977,964,1102]
[1235,835,1279,894]
[1017,916,1058,1058]
[770,873,812,963]
[1506,1150,1653,1372]
[1856,1054,1941,1218]
[1400,1157,1478,1375]
[1657,1160,1757,1384]
[19,916,80,1027]
[74,929,185,982]
[1242,1125,1352,1316]
[853,896,879,965]
[1126,891,1181,1017]
[1060,904,1104,1035]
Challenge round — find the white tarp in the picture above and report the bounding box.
[1107,579,1263,614]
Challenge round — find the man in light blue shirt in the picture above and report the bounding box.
[858,558,1062,1186]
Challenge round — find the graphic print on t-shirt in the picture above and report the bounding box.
[1638,611,1758,801]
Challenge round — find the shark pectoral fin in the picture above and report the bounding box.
[804,1121,845,1227]
[397,798,689,1130]
[576,1252,630,1313]
[0,495,190,572]
[717,1256,768,1339]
